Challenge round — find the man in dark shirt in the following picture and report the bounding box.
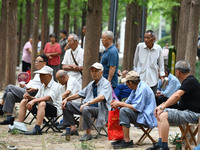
[147,60,200,150]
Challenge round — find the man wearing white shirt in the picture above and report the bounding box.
[133,30,165,94]
[62,34,84,85]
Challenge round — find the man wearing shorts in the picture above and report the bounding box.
[147,60,200,150]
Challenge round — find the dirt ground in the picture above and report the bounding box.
[0,101,180,150]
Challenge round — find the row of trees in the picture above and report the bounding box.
[0,0,199,91]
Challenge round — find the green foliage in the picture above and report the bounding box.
[169,132,180,145]
[195,61,200,82]
[156,35,171,48]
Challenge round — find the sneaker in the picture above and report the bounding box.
[79,133,92,141]
[61,130,79,136]
[111,140,123,145]
[113,140,134,149]
[0,120,10,125]
[24,128,42,135]
[146,143,161,150]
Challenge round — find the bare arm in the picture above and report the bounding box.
[28,48,32,53]
[62,64,82,72]
[61,93,81,109]
[108,66,116,82]
[62,90,71,100]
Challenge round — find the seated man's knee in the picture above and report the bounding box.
[120,107,130,116]
[82,106,90,115]
[20,99,28,106]
[159,112,168,121]
[38,102,46,110]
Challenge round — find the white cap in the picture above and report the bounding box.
[34,66,53,75]
[91,62,104,71]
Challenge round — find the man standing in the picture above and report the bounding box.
[101,31,119,88]
[59,30,68,64]
[147,60,200,150]
[17,66,62,135]
[134,30,165,94]
[111,71,157,149]
[61,62,112,141]
[62,34,84,85]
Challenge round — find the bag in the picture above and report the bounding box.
[107,109,124,140]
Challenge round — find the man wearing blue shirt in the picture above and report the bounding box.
[156,64,181,108]
[111,71,157,149]
[101,31,119,88]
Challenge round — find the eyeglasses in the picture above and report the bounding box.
[35,60,45,63]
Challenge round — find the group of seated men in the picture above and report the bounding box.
[0,58,200,150]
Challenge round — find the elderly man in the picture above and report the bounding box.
[56,70,82,129]
[101,31,119,89]
[147,60,200,150]
[0,55,48,125]
[62,33,84,85]
[156,64,181,108]
[134,30,165,94]
[111,71,157,149]
[17,66,62,135]
[61,62,112,141]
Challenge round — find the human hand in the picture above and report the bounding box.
[111,100,120,110]
[80,103,88,112]
[61,98,68,109]
[154,105,164,121]
[20,83,26,88]
[26,101,34,111]
[23,93,32,100]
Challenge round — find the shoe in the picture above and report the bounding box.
[146,143,161,150]
[79,133,92,141]
[111,140,123,145]
[113,140,134,149]
[0,120,10,125]
[61,130,79,136]
[24,128,42,135]
[57,124,66,130]
[0,104,4,116]
[157,147,169,150]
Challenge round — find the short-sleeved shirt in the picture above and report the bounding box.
[43,42,61,66]
[125,81,157,128]
[62,46,84,84]
[178,75,200,113]
[157,73,181,98]
[35,79,62,116]
[61,76,82,103]
[26,74,42,89]
[22,41,32,64]
[78,76,112,127]
[100,44,119,88]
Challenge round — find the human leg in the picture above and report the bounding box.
[18,99,29,122]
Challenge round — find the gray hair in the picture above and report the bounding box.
[103,31,114,41]
[68,33,78,41]
[58,70,68,78]
[175,60,191,73]
[146,30,156,38]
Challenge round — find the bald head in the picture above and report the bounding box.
[56,70,69,85]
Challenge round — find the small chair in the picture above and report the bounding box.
[136,124,156,145]
[41,114,63,133]
[92,118,108,139]
[176,123,199,150]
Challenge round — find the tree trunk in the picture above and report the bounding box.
[171,4,180,46]
[81,1,87,48]
[31,0,40,78]
[176,0,191,62]
[41,0,48,52]
[82,0,102,88]
[5,0,18,86]
[0,0,7,90]
[65,0,71,37]
[73,15,77,34]
[122,3,133,71]
[25,0,32,42]
[185,0,200,74]
[54,0,60,36]
[17,2,23,67]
